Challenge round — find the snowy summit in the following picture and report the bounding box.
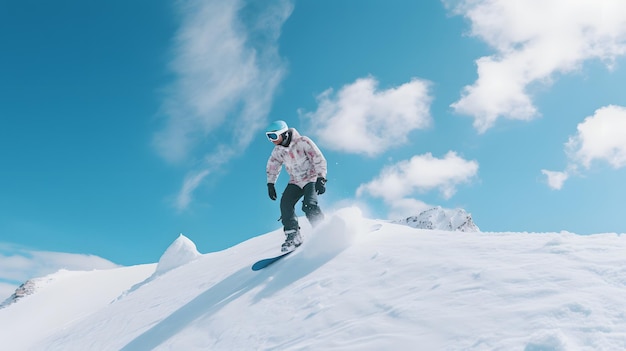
[394,206,480,232]
[1,207,626,350]
[1,279,39,308]
[155,234,201,275]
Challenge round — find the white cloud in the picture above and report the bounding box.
[543,105,626,189]
[541,169,569,190]
[302,77,433,156]
[0,244,118,298]
[566,105,626,168]
[356,151,479,204]
[154,0,293,210]
[446,0,626,132]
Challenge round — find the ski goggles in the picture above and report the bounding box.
[266,132,281,141]
[266,128,288,141]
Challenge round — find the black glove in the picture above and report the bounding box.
[267,183,277,200]
[315,177,326,195]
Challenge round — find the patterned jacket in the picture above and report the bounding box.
[266,128,327,188]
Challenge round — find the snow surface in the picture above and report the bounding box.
[2,207,626,350]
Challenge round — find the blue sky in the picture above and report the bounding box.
[2,0,626,290]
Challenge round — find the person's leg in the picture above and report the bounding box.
[302,182,324,227]
[280,183,304,251]
[280,183,303,232]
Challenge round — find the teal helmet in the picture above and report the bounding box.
[265,120,289,141]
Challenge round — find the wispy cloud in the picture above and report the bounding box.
[0,244,118,299]
[445,0,626,132]
[302,76,433,156]
[543,105,626,189]
[154,0,293,210]
[176,169,211,210]
[357,151,479,217]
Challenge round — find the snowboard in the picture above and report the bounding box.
[251,223,383,271]
[251,250,295,271]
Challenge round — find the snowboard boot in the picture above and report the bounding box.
[281,229,302,252]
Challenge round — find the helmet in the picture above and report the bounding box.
[265,120,289,141]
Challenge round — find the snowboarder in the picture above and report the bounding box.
[265,120,327,252]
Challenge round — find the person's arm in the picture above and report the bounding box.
[303,137,327,179]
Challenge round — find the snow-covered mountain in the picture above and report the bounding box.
[1,207,626,350]
[394,206,480,232]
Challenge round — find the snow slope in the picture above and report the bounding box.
[0,264,155,349]
[2,207,626,350]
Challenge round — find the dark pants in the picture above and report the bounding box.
[280,182,324,232]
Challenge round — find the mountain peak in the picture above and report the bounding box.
[0,279,38,309]
[394,206,480,232]
[155,234,201,275]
